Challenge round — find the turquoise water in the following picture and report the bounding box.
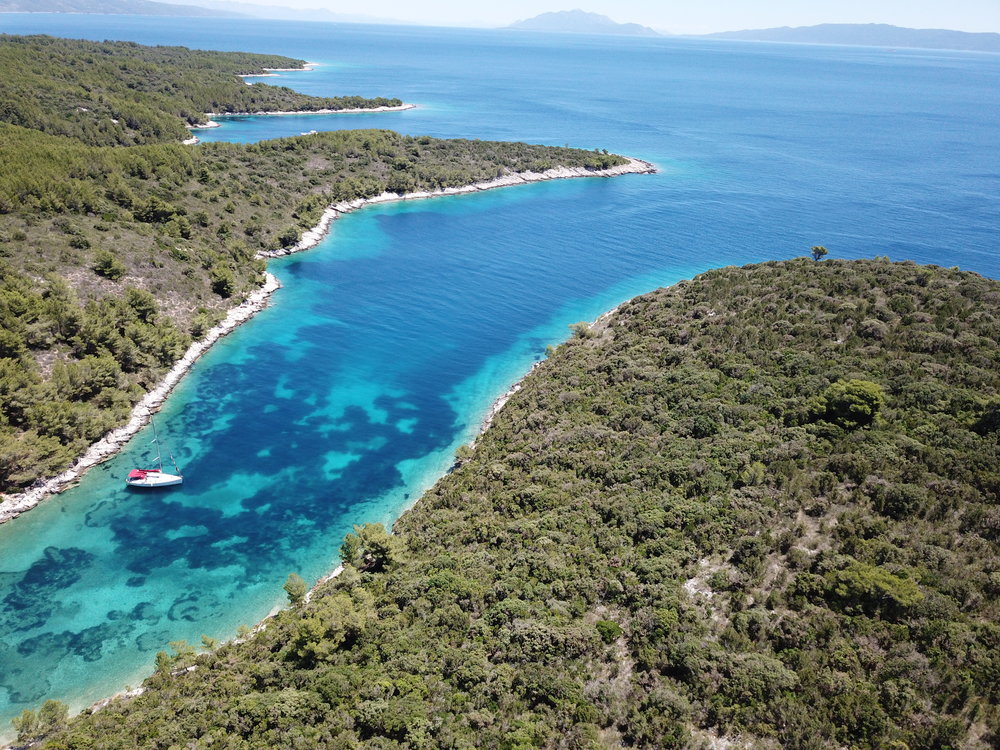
[0,15,998,733]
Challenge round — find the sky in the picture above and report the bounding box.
[203,0,1000,34]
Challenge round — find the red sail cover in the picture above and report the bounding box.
[128,470,147,479]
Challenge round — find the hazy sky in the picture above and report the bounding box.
[221,0,1000,34]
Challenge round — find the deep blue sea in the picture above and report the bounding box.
[0,13,998,736]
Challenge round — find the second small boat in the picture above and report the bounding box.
[126,418,183,488]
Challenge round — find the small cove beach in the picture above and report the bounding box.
[0,157,653,526]
[184,61,415,142]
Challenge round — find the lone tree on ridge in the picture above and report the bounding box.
[811,245,829,261]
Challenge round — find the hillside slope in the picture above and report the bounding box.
[34,259,1000,749]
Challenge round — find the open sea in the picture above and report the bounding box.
[0,13,998,736]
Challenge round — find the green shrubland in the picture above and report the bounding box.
[0,35,402,146]
[36,260,999,748]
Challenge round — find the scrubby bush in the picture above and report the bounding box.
[91,250,126,280]
[816,378,885,429]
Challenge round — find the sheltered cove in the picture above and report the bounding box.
[184,61,415,144]
[0,156,655,525]
[183,104,417,144]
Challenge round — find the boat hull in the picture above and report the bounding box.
[125,470,183,488]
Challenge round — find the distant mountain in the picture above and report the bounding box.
[0,0,238,16]
[700,23,1000,53]
[508,9,659,37]
[157,0,398,24]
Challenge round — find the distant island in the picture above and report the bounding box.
[0,0,236,15]
[508,9,660,37]
[158,0,393,24]
[700,23,1000,53]
[0,0,396,23]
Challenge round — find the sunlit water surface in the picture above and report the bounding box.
[0,14,998,734]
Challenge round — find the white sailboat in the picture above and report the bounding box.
[125,419,183,488]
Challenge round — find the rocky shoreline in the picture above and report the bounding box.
[262,157,656,259]
[475,295,631,441]
[237,62,320,78]
[195,103,415,124]
[0,156,655,525]
[0,274,281,524]
[208,103,415,117]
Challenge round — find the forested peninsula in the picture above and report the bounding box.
[0,35,631,500]
[24,259,999,749]
[0,35,404,146]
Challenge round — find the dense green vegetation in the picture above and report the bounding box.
[0,34,627,496]
[34,260,999,748]
[0,35,402,146]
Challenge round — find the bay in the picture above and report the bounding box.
[0,14,997,735]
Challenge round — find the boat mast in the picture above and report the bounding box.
[151,418,163,472]
[150,416,181,475]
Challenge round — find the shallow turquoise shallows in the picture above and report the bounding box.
[0,15,998,734]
